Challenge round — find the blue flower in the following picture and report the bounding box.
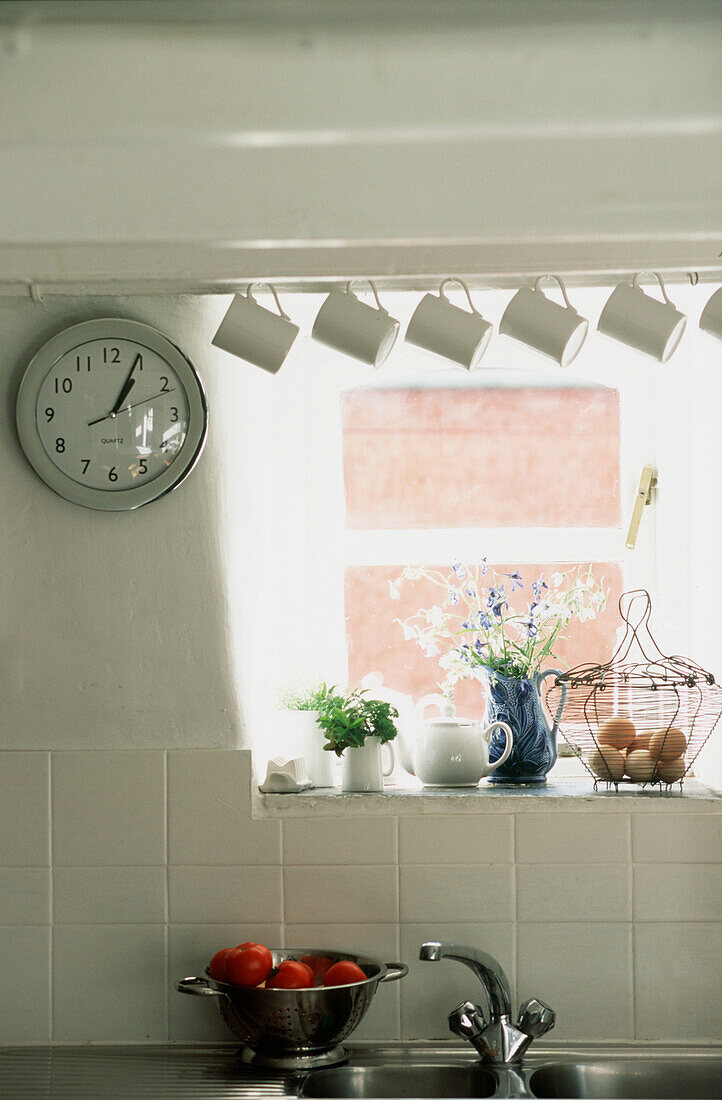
[473,638,486,655]
[521,617,538,637]
[447,588,460,606]
[452,560,466,579]
[479,557,489,575]
[508,570,523,591]
[487,586,508,618]
[532,577,549,600]
[474,611,492,631]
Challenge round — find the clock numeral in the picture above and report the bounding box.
[108,466,118,482]
[45,408,55,422]
[103,347,121,364]
[138,459,148,475]
[159,376,170,393]
[170,406,179,423]
[55,437,66,453]
[76,355,91,372]
[81,459,91,474]
[54,378,72,394]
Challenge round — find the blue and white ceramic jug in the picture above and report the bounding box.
[483,668,568,784]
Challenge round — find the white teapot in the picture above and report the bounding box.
[409,695,513,787]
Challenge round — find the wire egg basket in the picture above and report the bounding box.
[546,590,721,792]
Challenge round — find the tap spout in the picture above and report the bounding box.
[419,941,513,1021]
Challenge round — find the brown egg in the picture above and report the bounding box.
[649,727,687,762]
[588,745,625,781]
[629,732,651,754]
[625,749,657,782]
[598,717,636,751]
[657,756,686,784]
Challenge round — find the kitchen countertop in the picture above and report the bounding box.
[2,1041,720,1099]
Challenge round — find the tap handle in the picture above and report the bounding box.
[449,1000,486,1041]
[517,997,556,1038]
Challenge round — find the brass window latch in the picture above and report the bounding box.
[626,464,658,550]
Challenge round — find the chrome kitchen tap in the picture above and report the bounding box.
[419,941,555,1065]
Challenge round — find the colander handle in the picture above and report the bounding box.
[380,962,408,983]
[176,976,228,998]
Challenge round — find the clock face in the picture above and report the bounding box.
[16,319,208,510]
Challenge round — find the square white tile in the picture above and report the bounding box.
[0,752,50,866]
[633,864,722,921]
[284,866,398,925]
[284,924,401,1040]
[53,866,167,924]
[0,926,50,1041]
[52,751,165,865]
[634,922,722,1039]
[283,817,397,865]
[399,923,515,1039]
[53,924,167,1042]
[517,923,633,1040]
[400,865,513,924]
[516,814,630,864]
[169,922,282,1041]
[517,865,631,922]
[168,865,283,924]
[632,813,722,863]
[168,750,281,865]
[399,815,513,865]
[0,868,50,924]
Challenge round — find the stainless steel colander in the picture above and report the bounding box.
[177,948,407,1069]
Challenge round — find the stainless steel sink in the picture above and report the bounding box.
[298,1046,722,1100]
[301,1064,496,1098]
[528,1057,722,1099]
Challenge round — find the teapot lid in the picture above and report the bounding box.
[423,700,475,727]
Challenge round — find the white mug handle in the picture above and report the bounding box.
[382,741,395,777]
[533,274,575,312]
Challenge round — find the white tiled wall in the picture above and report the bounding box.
[0,749,720,1045]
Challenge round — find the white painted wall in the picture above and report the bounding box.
[0,1,720,284]
[0,294,243,749]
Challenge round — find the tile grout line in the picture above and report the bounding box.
[48,750,54,1044]
[279,818,286,949]
[628,813,637,1040]
[163,749,170,1042]
[395,815,403,1039]
[511,812,519,1009]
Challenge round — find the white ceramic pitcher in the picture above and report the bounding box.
[409,695,513,787]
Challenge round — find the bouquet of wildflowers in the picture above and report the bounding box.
[390,560,607,694]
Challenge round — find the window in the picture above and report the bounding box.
[218,289,658,775]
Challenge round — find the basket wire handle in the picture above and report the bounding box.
[610,589,666,665]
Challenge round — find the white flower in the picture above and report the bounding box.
[425,605,444,628]
[388,581,400,600]
[402,623,421,641]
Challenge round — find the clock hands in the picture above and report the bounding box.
[88,386,176,427]
[109,354,141,418]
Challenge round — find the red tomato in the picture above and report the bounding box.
[209,947,235,981]
[225,944,274,988]
[266,960,315,989]
[235,943,273,973]
[323,960,367,987]
[301,954,333,983]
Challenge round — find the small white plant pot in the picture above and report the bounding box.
[341,737,395,793]
[278,710,337,788]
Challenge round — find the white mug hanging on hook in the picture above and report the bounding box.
[500,275,589,367]
[405,278,493,370]
[598,272,687,362]
[212,283,300,374]
[312,279,400,367]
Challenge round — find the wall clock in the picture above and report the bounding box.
[16,318,208,511]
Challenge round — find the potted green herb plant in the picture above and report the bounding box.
[315,687,399,792]
[278,683,338,788]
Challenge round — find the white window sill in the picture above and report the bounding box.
[253,774,720,818]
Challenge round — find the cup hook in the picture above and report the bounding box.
[533,274,574,310]
[346,278,385,312]
[439,277,478,314]
[246,282,291,321]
